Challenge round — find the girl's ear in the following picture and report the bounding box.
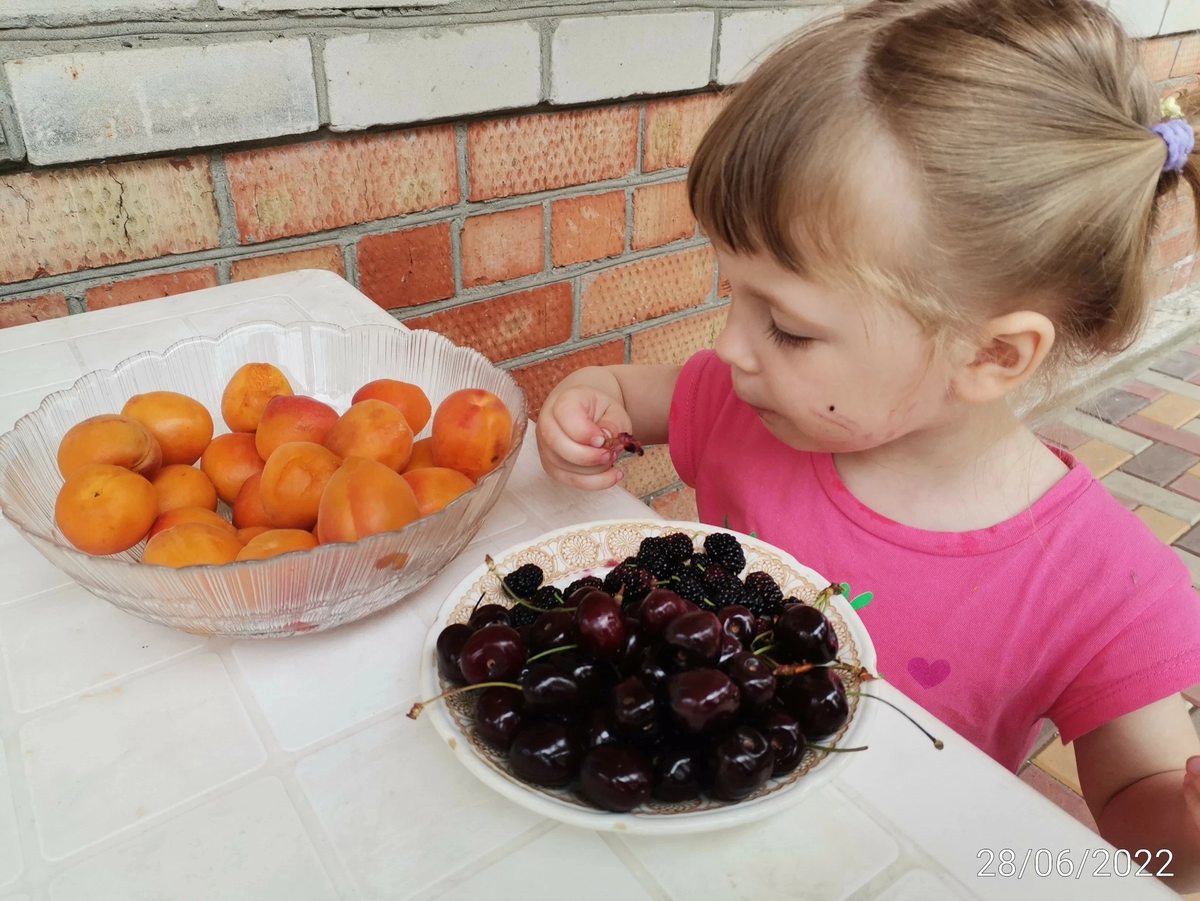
[952,311,1056,404]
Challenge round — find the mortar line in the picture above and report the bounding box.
[207,153,241,248]
[542,200,553,273]
[455,122,470,205]
[709,8,723,85]
[636,101,646,175]
[625,186,635,254]
[451,215,465,296]
[308,33,331,126]
[539,17,555,103]
[341,240,359,288]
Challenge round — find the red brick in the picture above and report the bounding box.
[652,485,699,522]
[616,445,678,498]
[1122,380,1168,401]
[633,181,696,251]
[643,93,727,172]
[85,267,219,311]
[1152,228,1197,271]
[1121,414,1200,455]
[551,191,626,267]
[461,207,544,288]
[230,245,344,283]
[1173,33,1200,78]
[0,157,219,285]
[1156,196,1195,236]
[1174,259,1196,293]
[512,341,625,419]
[0,293,68,329]
[406,283,572,363]
[581,247,715,337]
[468,107,639,201]
[225,128,459,244]
[357,223,455,311]
[631,307,728,366]
[1140,36,1181,82]
[1169,473,1200,502]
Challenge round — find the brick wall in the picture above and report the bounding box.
[0,0,1198,515]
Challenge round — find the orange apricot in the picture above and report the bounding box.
[142,522,243,568]
[200,432,264,504]
[255,395,339,461]
[121,391,214,466]
[259,442,342,530]
[54,463,157,555]
[431,389,513,482]
[236,528,319,561]
[316,456,421,544]
[324,399,414,471]
[402,467,475,518]
[401,437,436,473]
[221,362,293,432]
[57,414,163,480]
[353,379,431,433]
[150,464,218,515]
[147,505,237,540]
[232,471,272,529]
[236,525,272,544]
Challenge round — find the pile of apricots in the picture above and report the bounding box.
[52,362,513,567]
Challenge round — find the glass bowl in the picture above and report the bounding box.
[0,321,527,638]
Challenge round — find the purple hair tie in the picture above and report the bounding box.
[1151,119,1195,174]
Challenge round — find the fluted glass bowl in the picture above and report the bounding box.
[0,321,527,638]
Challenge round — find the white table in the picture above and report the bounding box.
[0,271,1176,901]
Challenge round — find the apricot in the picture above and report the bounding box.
[121,391,214,466]
[142,522,243,568]
[324,400,414,471]
[147,505,237,540]
[259,442,342,530]
[221,362,293,432]
[353,379,431,433]
[401,437,436,473]
[236,528,319,561]
[150,464,218,515]
[255,395,339,461]
[402,467,475,518]
[200,433,264,504]
[236,525,272,544]
[232,471,272,529]
[431,389,513,481]
[57,414,163,480]
[316,456,421,544]
[54,463,157,555]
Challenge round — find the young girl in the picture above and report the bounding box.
[538,0,1200,888]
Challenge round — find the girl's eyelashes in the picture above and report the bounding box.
[767,321,814,348]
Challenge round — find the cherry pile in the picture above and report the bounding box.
[411,531,872,813]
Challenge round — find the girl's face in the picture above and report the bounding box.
[713,246,959,454]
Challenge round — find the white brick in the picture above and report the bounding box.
[551,12,715,105]
[0,0,197,23]
[718,7,842,84]
[6,40,318,167]
[1161,0,1200,34]
[325,24,541,131]
[1106,0,1168,37]
[219,0,450,7]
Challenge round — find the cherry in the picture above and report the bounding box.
[468,603,511,630]
[778,668,849,739]
[611,676,657,733]
[638,588,690,635]
[761,708,805,776]
[717,632,743,667]
[717,605,756,646]
[668,668,740,733]
[712,724,774,801]
[475,687,524,748]
[617,618,649,677]
[554,651,613,706]
[509,722,582,788]
[521,662,580,713]
[575,590,626,658]
[586,709,619,749]
[635,646,674,695]
[724,651,776,711]
[774,604,838,665]
[580,745,653,812]
[459,624,526,684]
[654,745,708,802]
[528,609,576,655]
[754,617,774,638]
[664,610,722,667]
[436,623,474,684]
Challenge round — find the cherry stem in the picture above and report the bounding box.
[407,680,520,720]
[751,630,773,648]
[526,644,578,664]
[772,662,814,676]
[753,644,776,657]
[847,690,943,750]
[808,743,868,753]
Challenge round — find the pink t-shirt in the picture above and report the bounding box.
[669,350,1200,770]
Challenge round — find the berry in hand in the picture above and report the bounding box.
[580,745,653,812]
[503,563,544,600]
[704,532,746,575]
[711,724,774,801]
[509,722,582,788]
[459,624,526,684]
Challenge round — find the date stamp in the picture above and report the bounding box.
[977,848,1173,879]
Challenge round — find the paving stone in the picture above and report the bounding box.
[1183,345,1200,357]
[1071,439,1131,478]
[1057,409,1152,454]
[1076,387,1149,424]
[1181,420,1200,438]
[1121,379,1168,401]
[1171,474,1200,502]
[1102,471,1200,524]
[1137,393,1200,428]
[1032,736,1081,795]
[1120,442,1200,485]
[1135,506,1191,544]
[1035,421,1091,451]
[1110,492,1141,511]
[1135,370,1200,403]
[1120,415,1200,455]
[1151,351,1200,381]
[1175,524,1200,557]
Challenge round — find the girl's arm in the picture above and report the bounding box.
[1074,694,1200,891]
[536,364,680,491]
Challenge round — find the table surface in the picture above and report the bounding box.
[0,271,1176,901]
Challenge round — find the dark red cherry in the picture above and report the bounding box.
[712,724,774,801]
[435,623,474,684]
[717,605,756,646]
[575,590,626,658]
[610,675,657,734]
[520,662,580,713]
[724,651,776,710]
[617,619,649,677]
[528,609,576,655]
[717,632,743,667]
[586,709,620,749]
[509,722,582,787]
[774,604,838,665]
[636,646,674,695]
[580,745,653,812]
[468,603,511,630]
[664,610,722,667]
[668,668,740,733]
[554,651,613,706]
[778,668,849,739]
[459,624,526,684]
[654,744,708,802]
[475,687,524,748]
[762,708,805,776]
[638,588,690,635]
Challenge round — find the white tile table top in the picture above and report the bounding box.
[0,271,1177,900]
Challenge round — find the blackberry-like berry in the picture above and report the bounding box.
[531,585,565,610]
[564,576,604,602]
[704,532,746,575]
[744,571,784,617]
[508,603,541,628]
[670,570,708,608]
[708,575,748,611]
[503,563,543,600]
[702,562,731,589]
[604,564,655,605]
[665,532,695,564]
[637,536,676,579]
[688,553,713,575]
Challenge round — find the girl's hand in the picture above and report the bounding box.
[1183,756,1200,828]
[537,383,633,491]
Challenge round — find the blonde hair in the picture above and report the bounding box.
[689,0,1200,373]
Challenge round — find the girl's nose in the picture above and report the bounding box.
[714,299,759,375]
